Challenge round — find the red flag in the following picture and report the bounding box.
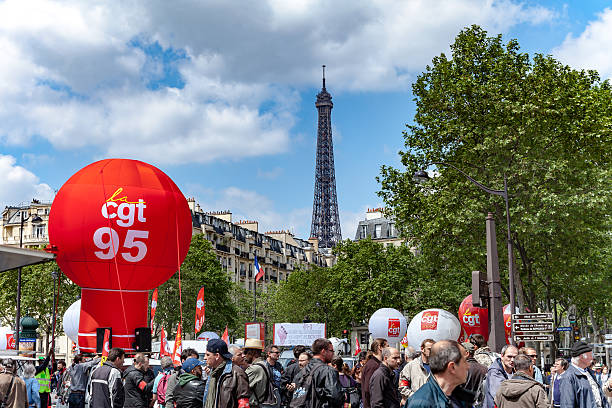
[172,324,183,366]
[354,335,361,356]
[160,327,171,357]
[195,287,205,333]
[100,328,111,365]
[221,326,229,345]
[254,256,264,282]
[150,288,159,335]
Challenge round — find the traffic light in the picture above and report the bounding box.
[573,325,580,341]
[342,329,349,338]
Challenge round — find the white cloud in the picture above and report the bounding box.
[553,8,612,79]
[0,0,556,164]
[0,155,54,206]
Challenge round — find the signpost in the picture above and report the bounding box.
[512,312,554,343]
[556,326,572,332]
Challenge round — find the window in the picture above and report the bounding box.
[360,225,367,239]
[374,224,382,238]
[34,225,45,238]
[388,223,395,237]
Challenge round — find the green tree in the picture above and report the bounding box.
[0,261,81,349]
[154,234,248,339]
[378,26,612,319]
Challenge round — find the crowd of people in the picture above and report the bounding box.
[0,335,611,408]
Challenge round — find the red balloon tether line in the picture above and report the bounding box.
[99,164,131,340]
[174,197,184,334]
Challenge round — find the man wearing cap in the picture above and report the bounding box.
[203,338,251,408]
[173,357,206,408]
[165,348,200,408]
[461,342,487,405]
[244,339,271,407]
[560,341,609,408]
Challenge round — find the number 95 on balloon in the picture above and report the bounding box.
[94,192,149,263]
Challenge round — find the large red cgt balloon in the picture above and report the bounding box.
[458,294,489,342]
[49,159,192,353]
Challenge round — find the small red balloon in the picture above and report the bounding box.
[458,294,489,342]
[49,159,192,352]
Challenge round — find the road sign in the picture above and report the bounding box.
[605,334,612,340]
[513,322,553,332]
[556,326,572,332]
[512,313,553,320]
[514,334,554,342]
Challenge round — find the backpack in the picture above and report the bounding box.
[156,372,171,405]
[252,362,278,407]
[289,364,327,408]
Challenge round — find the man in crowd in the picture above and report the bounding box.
[560,341,609,408]
[399,339,434,404]
[281,346,307,405]
[173,357,206,408]
[88,347,125,408]
[494,354,548,407]
[202,338,251,408]
[35,353,52,408]
[152,356,174,408]
[165,348,200,408]
[470,334,496,369]
[407,340,470,407]
[362,338,389,408]
[370,347,401,408]
[292,338,344,408]
[484,345,518,408]
[229,346,248,370]
[266,345,284,408]
[64,354,99,408]
[549,358,567,408]
[123,353,155,408]
[520,347,544,383]
[461,342,487,405]
[244,339,270,407]
[52,360,67,395]
[0,358,27,407]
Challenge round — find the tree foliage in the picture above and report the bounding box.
[154,234,252,339]
[378,26,612,320]
[0,261,81,347]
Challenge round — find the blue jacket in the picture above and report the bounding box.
[560,364,609,408]
[24,377,41,408]
[484,358,510,408]
[407,376,449,408]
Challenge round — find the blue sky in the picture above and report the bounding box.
[1,0,611,240]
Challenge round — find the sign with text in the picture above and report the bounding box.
[512,313,553,321]
[514,334,554,342]
[273,323,326,346]
[513,322,554,332]
[245,322,265,341]
[556,326,572,332]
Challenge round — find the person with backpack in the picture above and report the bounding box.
[22,364,41,408]
[290,338,344,408]
[202,339,251,408]
[244,339,277,408]
[0,358,28,408]
[152,357,174,407]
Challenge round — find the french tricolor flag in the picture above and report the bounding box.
[254,255,265,282]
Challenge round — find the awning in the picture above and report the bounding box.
[0,245,55,272]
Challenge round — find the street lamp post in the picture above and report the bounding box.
[414,162,516,346]
[15,208,43,351]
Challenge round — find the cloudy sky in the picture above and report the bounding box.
[1,0,610,240]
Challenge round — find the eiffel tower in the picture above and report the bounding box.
[310,65,342,248]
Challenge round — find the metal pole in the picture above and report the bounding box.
[51,271,58,357]
[253,279,257,322]
[486,213,506,352]
[504,176,516,346]
[15,211,25,352]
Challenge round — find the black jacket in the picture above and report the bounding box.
[88,362,124,408]
[294,358,344,408]
[281,361,302,403]
[122,366,154,408]
[173,373,205,408]
[369,364,400,408]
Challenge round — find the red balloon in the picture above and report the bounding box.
[49,159,192,352]
[458,295,489,342]
[503,304,512,344]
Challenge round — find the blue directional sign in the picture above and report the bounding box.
[556,326,572,332]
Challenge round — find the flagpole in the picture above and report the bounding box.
[253,277,257,322]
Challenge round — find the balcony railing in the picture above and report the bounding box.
[216,244,230,253]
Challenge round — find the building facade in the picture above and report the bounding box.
[0,200,52,249]
[353,208,406,247]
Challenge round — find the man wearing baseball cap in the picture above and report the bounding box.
[560,341,609,408]
[173,357,205,408]
[203,339,251,408]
